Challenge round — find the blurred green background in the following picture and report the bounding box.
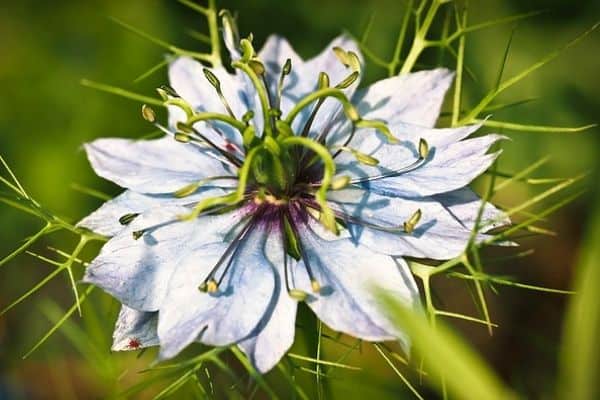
[0,0,598,398]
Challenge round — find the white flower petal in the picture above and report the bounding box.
[291,35,363,138]
[111,305,159,351]
[157,225,276,359]
[363,135,504,197]
[77,187,225,237]
[168,57,248,151]
[238,235,298,373]
[293,223,419,345]
[83,206,244,311]
[353,68,454,128]
[327,187,481,259]
[433,187,510,232]
[84,137,234,194]
[259,35,304,75]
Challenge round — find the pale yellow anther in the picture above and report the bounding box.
[311,279,321,293]
[289,289,308,301]
[206,279,219,294]
[264,194,288,206]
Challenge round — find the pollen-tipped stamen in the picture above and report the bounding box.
[203,68,237,118]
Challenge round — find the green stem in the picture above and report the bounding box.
[399,0,443,74]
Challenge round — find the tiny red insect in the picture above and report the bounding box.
[127,338,142,350]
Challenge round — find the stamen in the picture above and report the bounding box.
[203,68,237,118]
[403,209,422,234]
[198,208,263,293]
[304,201,422,235]
[119,213,139,226]
[141,104,156,122]
[348,138,430,185]
[173,176,238,198]
[285,208,322,294]
[276,58,292,111]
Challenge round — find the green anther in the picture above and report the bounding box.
[318,72,330,89]
[141,104,156,122]
[132,230,145,240]
[159,85,179,98]
[403,209,422,234]
[173,182,201,198]
[330,175,351,190]
[176,121,194,133]
[354,151,379,166]
[269,108,282,119]
[333,46,350,65]
[119,213,139,226]
[203,68,221,90]
[263,136,281,156]
[336,71,359,89]
[242,110,254,124]
[174,132,192,143]
[248,59,265,75]
[355,119,399,144]
[288,289,308,301]
[418,138,430,159]
[346,51,361,72]
[156,88,169,101]
[282,58,292,75]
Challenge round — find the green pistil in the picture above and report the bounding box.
[232,60,274,137]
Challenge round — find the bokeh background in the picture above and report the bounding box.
[0,0,598,398]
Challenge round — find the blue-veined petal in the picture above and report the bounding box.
[83,205,245,311]
[168,57,247,151]
[327,187,504,259]
[238,234,298,373]
[84,137,235,194]
[433,187,510,232]
[353,68,454,128]
[157,225,276,360]
[77,187,226,237]
[293,220,419,347]
[112,305,159,351]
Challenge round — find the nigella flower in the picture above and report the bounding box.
[79,31,507,372]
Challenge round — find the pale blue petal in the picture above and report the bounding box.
[332,121,481,170]
[111,306,159,351]
[433,187,510,232]
[335,130,504,197]
[168,57,247,152]
[327,187,479,259]
[291,35,363,138]
[83,206,244,311]
[363,135,504,197]
[157,225,276,360]
[292,223,419,345]
[84,137,234,194]
[353,68,454,128]
[77,187,225,237]
[238,235,298,373]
